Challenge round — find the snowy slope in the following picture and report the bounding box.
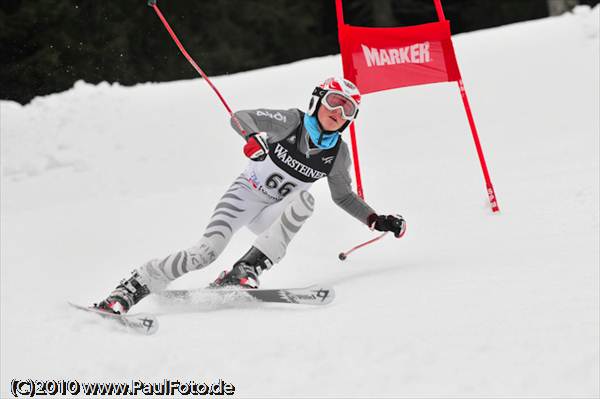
[1,6,598,397]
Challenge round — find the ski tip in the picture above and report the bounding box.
[67,301,93,311]
[68,301,159,335]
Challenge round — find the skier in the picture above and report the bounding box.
[96,77,406,314]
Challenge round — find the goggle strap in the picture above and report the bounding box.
[312,87,327,97]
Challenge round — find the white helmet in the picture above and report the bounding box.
[307,77,361,132]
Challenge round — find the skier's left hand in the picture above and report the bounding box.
[368,214,406,238]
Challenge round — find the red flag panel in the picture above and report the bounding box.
[339,21,461,94]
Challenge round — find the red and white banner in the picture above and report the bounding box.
[339,21,461,93]
[335,0,499,212]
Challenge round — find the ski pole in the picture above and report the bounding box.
[338,232,388,261]
[338,216,406,261]
[147,0,248,136]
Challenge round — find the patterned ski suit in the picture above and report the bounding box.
[134,108,377,292]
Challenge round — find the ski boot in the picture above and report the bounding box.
[210,246,272,289]
[95,271,150,314]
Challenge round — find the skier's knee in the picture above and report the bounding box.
[253,190,315,264]
[296,190,315,217]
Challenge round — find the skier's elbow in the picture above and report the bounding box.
[331,192,352,208]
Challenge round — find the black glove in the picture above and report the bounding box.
[367,214,406,238]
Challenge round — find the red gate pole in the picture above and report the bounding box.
[348,123,365,199]
[148,0,248,137]
[335,0,366,199]
[433,0,500,212]
[456,79,500,212]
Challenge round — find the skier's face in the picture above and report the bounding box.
[317,105,346,132]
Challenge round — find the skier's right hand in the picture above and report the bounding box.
[244,132,269,161]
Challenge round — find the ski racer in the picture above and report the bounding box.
[96,77,406,314]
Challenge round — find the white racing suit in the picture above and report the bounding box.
[134,108,377,293]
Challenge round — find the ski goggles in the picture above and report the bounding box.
[315,89,359,121]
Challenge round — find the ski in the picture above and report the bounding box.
[68,302,159,335]
[157,284,335,306]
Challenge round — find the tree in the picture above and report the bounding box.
[547,0,579,15]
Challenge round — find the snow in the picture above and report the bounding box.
[1,6,598,398]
